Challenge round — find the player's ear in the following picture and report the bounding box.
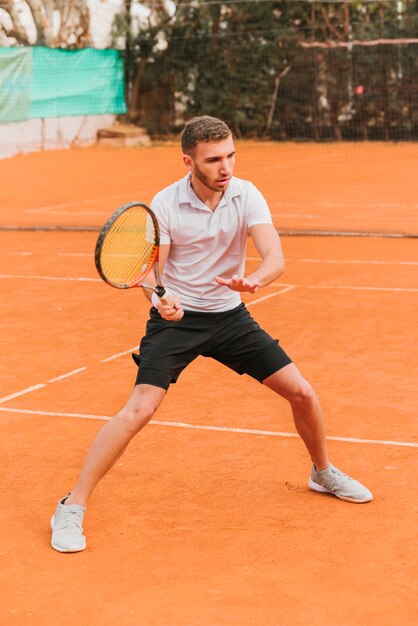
[183,153,193,171]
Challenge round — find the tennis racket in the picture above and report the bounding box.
[95,201,175,306]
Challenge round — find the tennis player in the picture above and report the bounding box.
[51,115,372,553]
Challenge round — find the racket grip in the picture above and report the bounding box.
[158,293,176,307]
[152,290,176,307]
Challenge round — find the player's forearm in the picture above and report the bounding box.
[246,253,285,287]
[142,287,154,303]
[142,273,157,302]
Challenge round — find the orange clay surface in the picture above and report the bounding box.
[0,144,417,626]
[0,141,417,234]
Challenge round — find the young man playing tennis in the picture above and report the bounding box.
[51,116,372,553]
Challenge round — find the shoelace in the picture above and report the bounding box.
[328,466,352,485]
[55,507,84,530]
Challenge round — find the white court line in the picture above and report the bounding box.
[58,252,92,257]
[0,274,100,282]
[101,348,138,363]
[0,406,416,449]
[308,284,418,293]
[267,281,418,293]
[0,367,88,403]
[8,254,418,266]
[260,154,342,170]
[0,384,47,404]
[272,214,319,220]
[48,367,87,383]
[25,210,108,217]
[246,257,418,266]
[246,285,296,306]
[289,258,418,267]
[3,272,416,293]
[24,194,132,213]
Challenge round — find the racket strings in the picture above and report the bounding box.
[100,208,157,287]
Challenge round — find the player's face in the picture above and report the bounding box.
[184,135,236,193]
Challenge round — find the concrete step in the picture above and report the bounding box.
[97,123,151,147]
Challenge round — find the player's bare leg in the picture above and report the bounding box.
[66,384,166,506]
[263,363,372,503]
[51,384,166,551]
[263,363,330,470]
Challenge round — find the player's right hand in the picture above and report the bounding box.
[155,294,184,322]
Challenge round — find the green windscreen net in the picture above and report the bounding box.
[0,47,126,123]
[0,48,32,123]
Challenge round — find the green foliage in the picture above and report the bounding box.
[119,0,418,140]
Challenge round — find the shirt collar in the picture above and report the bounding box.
[178,174,242,208]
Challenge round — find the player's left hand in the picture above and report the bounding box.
[215,274,260,293]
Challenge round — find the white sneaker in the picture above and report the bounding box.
[308,464,373,503]
[51,496,87,552]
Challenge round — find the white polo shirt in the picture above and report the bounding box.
[150,174,273,312]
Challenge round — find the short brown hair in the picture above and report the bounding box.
[181,116,232,155]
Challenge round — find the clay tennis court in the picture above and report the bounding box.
[0,143,417,625]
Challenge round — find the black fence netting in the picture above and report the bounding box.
[117,0,418,141]
[2,0,418,141]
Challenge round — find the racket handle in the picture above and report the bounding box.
[152,288,176,308]
[158,292,176,307]
[145,284,178,308]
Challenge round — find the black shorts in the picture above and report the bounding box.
[132,303,292,391]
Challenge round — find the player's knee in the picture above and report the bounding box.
[289,379,317,408]
[117,401,156,433]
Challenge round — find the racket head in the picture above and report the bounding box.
[95,202,160,289]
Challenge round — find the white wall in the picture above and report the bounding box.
[0,114,116,159]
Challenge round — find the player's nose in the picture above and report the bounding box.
[219,159,232,174]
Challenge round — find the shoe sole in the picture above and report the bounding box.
[50,516,87,553]
[308,478,373,503]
